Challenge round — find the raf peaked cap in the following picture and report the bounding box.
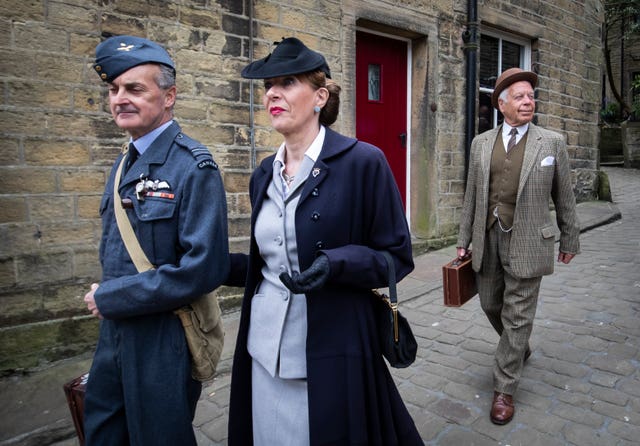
[491,67,538,109]
[241,37,331,79]
[93,35,175,83]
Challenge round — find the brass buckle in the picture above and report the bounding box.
[373,290,399,343]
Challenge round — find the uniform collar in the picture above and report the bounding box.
[130,120,174,155]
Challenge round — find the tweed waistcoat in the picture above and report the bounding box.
[486,131,528,230]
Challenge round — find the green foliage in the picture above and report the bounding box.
[601,101,624,123]
[603,1,640,118]
[604,0,640,37]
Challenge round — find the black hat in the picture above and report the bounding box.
[491,67,538,109]
[93,35,175,83]
[241,37,331,79]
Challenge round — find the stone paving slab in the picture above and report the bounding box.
[191,167,640,446]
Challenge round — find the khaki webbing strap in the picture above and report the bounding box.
[113,154,154,273]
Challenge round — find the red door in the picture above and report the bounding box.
[356,31,408,206]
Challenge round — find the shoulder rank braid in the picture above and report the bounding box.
[175,133,219,170]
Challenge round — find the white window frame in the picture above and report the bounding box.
[479,29,532,128]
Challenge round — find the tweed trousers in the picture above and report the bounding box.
[477,224,542,395]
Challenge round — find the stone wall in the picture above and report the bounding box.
[622,121,640,168]
[0,0,604,373]
[0,0,254,373]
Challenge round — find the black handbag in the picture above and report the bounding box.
[374,251,418,368]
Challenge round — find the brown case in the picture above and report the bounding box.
[63,372,89,446]
[443,253,478,307]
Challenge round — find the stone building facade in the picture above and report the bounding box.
[0,0,603,372]
[603,4,640,167]
[604,3,640,118]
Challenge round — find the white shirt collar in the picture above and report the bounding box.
[502,122,529,137]
[274,125,326,168]
[502,122,529,151]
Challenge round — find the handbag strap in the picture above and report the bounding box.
[380,251,400,342]
[113,153,154,273]
[381,251,397,305]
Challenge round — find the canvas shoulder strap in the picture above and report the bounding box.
[113,155,154,273]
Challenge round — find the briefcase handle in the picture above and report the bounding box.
[452,250,471,266]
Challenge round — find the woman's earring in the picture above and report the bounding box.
[313,105,321,113]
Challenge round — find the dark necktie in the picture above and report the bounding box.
[125,142,139,173]
[507,128,518,152]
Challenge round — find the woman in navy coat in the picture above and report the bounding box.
[227,37,423,445]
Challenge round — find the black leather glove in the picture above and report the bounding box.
[279,254,330,294]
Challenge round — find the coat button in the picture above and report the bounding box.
[315,241,324,249]
[311,211,320,221]
[275,236,283,245]
[282,291,289,301]
[312,188,319,196]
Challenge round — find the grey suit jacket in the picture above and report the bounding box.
[247,154,317,379]
[457,123,580,278]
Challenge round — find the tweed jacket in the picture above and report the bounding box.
[457,123,580,278]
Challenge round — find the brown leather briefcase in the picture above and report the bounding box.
[443,252,478,307]
[63,372,89,446]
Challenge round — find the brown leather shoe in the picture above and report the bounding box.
[490,392,514,425]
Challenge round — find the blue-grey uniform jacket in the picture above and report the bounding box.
[95,121,229,315]
[84,121,229,445]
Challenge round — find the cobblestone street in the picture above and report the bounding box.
[194,167,640,445]
[1,168,638,446]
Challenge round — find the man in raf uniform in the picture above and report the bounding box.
[83,35,229,445]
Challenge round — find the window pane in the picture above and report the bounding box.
[479,31,529,130]
[478,92,493,133]
[501,40,522,72]
[480,35,499,89]
[368,64,380,101]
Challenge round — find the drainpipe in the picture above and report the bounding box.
[620,15,625,118]
[248,0,256,169]
[462,0,479,180]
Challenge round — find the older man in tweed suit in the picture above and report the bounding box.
[457,68,580,425]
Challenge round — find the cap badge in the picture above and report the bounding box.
[117,43,135,52]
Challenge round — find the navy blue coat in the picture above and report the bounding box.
[228,127,423,445]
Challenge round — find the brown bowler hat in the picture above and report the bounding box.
[491,68,538,109]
